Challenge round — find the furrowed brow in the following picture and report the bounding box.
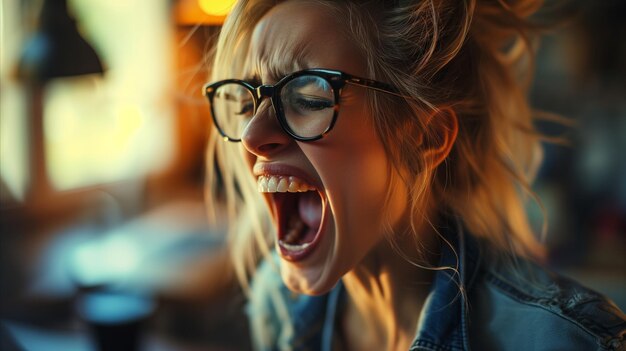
[251,39,311,83]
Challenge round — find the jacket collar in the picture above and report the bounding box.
[411,217,482,351]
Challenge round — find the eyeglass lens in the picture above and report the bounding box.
[212,75,335,140]
[212,83,255,140]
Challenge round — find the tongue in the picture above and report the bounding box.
[298,191,322,230]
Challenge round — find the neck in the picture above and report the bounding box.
[340,230,438,351]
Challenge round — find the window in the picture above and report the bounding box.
[45,0,175,190]
[0,0,29,202]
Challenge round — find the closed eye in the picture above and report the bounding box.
[292,96,333,111]
[235,101,254,116]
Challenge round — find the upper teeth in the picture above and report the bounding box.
[257,175,315,193]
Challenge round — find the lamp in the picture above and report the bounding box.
[18,0,104,82]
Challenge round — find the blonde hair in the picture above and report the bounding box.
[206,0,548,291]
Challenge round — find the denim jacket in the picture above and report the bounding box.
[247,222,626,351]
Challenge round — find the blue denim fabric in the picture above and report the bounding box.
[247,222,626,351]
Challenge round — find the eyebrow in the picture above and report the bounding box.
[245,38,311,85]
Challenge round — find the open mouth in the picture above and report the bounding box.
[258,175,324,261]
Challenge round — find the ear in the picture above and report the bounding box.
[421,107,458,170]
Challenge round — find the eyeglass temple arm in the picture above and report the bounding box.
[344,77,410,99]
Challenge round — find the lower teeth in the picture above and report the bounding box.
[279,240,311,251]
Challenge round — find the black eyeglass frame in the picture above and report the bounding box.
[203,68,402,142]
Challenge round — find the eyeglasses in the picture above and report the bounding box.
[203,68,402,142]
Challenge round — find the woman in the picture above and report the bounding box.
[204,0,626,350]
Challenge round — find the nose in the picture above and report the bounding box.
[241,99,291,157]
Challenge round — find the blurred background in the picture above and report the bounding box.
[0,0,624,350]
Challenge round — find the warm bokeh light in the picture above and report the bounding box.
[198,0,236,16]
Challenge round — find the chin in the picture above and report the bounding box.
[277,223,344,296]
[279,261,341,296]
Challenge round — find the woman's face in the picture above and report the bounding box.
[241,0,408,295]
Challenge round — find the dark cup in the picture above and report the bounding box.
[76,291,155,351]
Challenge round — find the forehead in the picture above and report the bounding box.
[246,0,366,80]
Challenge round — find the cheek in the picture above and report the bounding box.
[324,102,390,201]
[302,106,400,237]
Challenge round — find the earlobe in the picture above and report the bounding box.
[422,107,459,169]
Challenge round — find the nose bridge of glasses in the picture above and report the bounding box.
[255,85,275,101]
[251,84,277,120]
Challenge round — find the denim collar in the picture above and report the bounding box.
[410,218,482,351]
[319,218,482,351]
